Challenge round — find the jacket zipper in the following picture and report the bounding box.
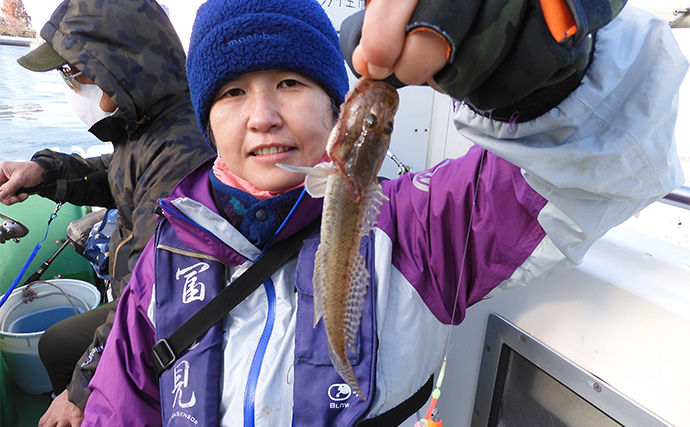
[243,277,277,427]
[159,199,279,426]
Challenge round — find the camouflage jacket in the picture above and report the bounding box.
[30,0,215,409]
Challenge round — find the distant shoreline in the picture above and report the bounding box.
[0,35,36,47]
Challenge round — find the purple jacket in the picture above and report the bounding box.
[84,7,686,426]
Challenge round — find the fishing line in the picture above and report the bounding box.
[416,110,490,427]
[443,147,487,355]
[0,202,63,308]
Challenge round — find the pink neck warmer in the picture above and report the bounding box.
[212,157,304,200]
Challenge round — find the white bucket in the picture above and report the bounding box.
[0,279,100,394]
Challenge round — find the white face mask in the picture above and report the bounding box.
[64,84,118,128]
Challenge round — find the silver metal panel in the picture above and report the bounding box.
[661,185,690,211]
[471,314,671,427]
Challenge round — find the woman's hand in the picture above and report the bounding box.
[352,0,448,87]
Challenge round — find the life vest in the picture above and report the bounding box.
[153,217,378,426]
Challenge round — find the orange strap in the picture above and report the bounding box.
[540,0,578,42]
[409,27,452,61]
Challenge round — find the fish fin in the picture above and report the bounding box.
[314,242,367,402]
[305,162,336,198]
[275,161,335,177]
[333,250,369,401]
[304,175,328,198]
[312,246,325,327]
[276,162,335,198]
[359,182,388,237]
[345,251,369,355]
[328,343,364,400]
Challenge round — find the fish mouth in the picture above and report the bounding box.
[250,146,293,156]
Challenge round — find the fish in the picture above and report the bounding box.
[279,77,399,398]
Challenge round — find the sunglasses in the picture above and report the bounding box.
[58,65,84,92]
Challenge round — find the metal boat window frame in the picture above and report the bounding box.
[471,313,670,427]
[661,185,690,210]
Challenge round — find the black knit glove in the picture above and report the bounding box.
[341,0,626,116]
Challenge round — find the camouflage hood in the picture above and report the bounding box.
[40,0,189,140]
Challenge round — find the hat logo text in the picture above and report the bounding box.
[228,33,279,46]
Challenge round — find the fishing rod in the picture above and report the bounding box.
[17,169,108,195]
[21,238,71,285]
[0,202,63,308]
[0,169,108,307]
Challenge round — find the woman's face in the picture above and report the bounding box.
[209,70,336,192]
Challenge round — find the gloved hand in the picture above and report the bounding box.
[341,0,626,113]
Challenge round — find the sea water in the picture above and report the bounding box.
[0,44,104,161]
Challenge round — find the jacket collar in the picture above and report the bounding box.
[160,157,323,264]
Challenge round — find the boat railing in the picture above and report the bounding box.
[661,185,690,210]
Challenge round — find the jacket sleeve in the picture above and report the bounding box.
[82,241,161,425]
[457,6,686,263]
[65,144,178,407]
[31,150,115,207]
[379,6,686,325]
[64,300,117,410]
[65,118,213,410]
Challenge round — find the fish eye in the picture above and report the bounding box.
[383,121,394,135]
[364,114,378,129]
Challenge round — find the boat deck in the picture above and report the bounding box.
[2,359,50,426]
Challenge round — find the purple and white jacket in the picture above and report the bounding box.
[84,7,686,427]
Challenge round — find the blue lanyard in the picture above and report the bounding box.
[0,202,62,308]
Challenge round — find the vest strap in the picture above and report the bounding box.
[152,218,320,378]
[358,375,434,426]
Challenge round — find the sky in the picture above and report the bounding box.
[19,0,365,51]
[21,0,205,50]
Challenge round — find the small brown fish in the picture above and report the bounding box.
[281,77,399,398]
[316,77,399,398]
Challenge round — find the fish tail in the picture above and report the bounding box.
[329,344,364,400]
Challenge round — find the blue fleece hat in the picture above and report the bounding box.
[187,0,350,141]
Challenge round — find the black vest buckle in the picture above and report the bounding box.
[152,338,176,377]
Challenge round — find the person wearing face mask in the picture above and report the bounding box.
[0,0,215,426]
[60,64,120,135]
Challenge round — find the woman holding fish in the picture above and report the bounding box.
[83,0,686,425]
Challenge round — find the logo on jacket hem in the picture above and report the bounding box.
[329,383,352,408]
